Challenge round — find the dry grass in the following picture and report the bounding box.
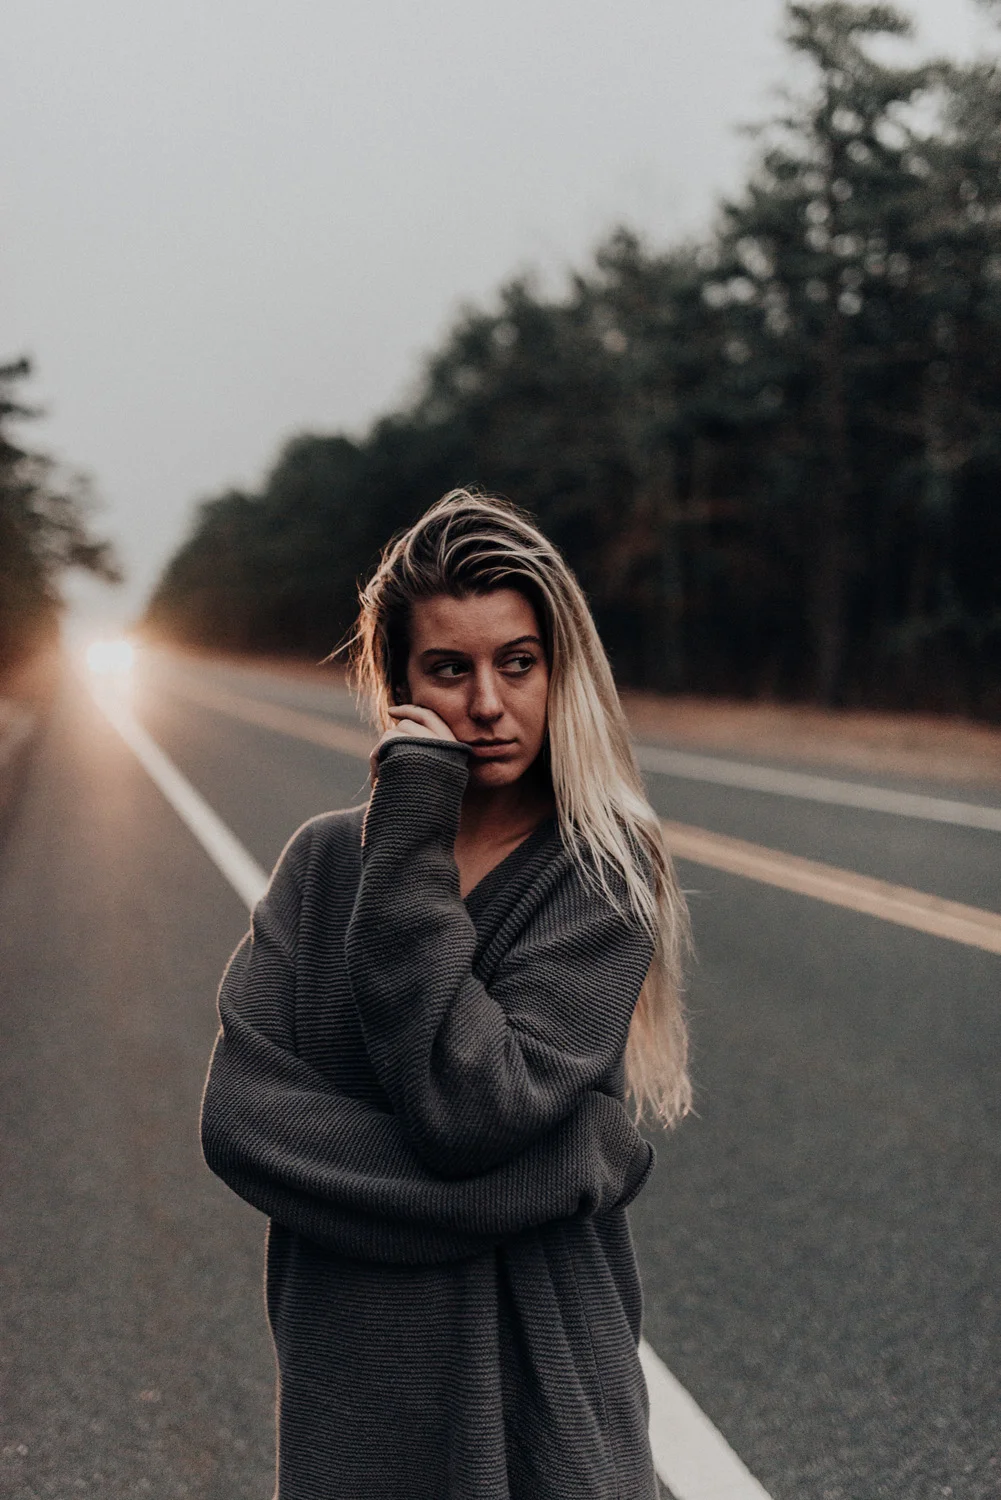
[620,690,1001,790]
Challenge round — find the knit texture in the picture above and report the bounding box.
[201,736,659,1499]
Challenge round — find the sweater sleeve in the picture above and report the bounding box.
[200,819,654,1266]
[344,737,655,1178]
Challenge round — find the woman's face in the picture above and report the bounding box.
[402,588,550,789]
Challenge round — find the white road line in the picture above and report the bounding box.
[88,678,774,1500]
[635,744,1001,833]
[91,683,268,909]
[640,1341,773,1500]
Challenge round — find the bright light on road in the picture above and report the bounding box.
[85,638,136,675]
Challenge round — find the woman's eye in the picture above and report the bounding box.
[430,655,535,679]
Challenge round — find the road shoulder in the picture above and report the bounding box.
[0,651,58,826]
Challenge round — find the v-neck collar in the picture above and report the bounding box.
[461,813,559,918]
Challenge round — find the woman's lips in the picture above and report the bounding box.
[466,740,517,757]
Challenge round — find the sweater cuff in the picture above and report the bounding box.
[363,736,471,851]
[618,1138,656,1210]
[373,734,472,772]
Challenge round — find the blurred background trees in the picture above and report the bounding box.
[143,0,1001,718]
[0,358,120,681]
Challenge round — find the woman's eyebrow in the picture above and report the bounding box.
[419,635,543,658]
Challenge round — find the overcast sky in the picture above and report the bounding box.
[2,0,995,629]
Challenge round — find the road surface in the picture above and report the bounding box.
[1,649,998,1499]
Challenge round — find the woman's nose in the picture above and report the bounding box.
[468,670,503,722]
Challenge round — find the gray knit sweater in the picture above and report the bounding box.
[201,736,659,1499]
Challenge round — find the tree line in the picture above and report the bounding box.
[0,358,119,681]
[143,2,1001,718]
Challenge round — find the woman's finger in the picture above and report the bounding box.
[383,718,435,738]
[386,703,456,741]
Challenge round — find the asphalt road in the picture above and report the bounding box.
[1,652,998,1500]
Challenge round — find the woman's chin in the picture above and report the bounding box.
[466,749,552,796]
[466,758,527,789]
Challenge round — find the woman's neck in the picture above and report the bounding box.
[457,765,555,850]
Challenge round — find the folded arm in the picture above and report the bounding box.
[200,820,653,1266]
[345,739,655,1178]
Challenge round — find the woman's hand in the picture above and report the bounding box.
[369,703,457,786]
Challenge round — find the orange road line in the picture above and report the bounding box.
[162,674,1001,957]
[663,820,1001,956]
[160,674,375,759]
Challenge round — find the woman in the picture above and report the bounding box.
[200,489,691,1499]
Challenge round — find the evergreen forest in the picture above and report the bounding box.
[143,2,1001,717]
[0,358,120,679]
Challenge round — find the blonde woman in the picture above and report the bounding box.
[200,490,691,1499]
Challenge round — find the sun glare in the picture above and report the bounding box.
[85,638,136,676]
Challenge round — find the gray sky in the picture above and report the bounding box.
[2,0,994,630]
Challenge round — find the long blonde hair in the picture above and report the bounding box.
[344,488,692,1129]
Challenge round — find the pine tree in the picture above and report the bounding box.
[707,2,938,702]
